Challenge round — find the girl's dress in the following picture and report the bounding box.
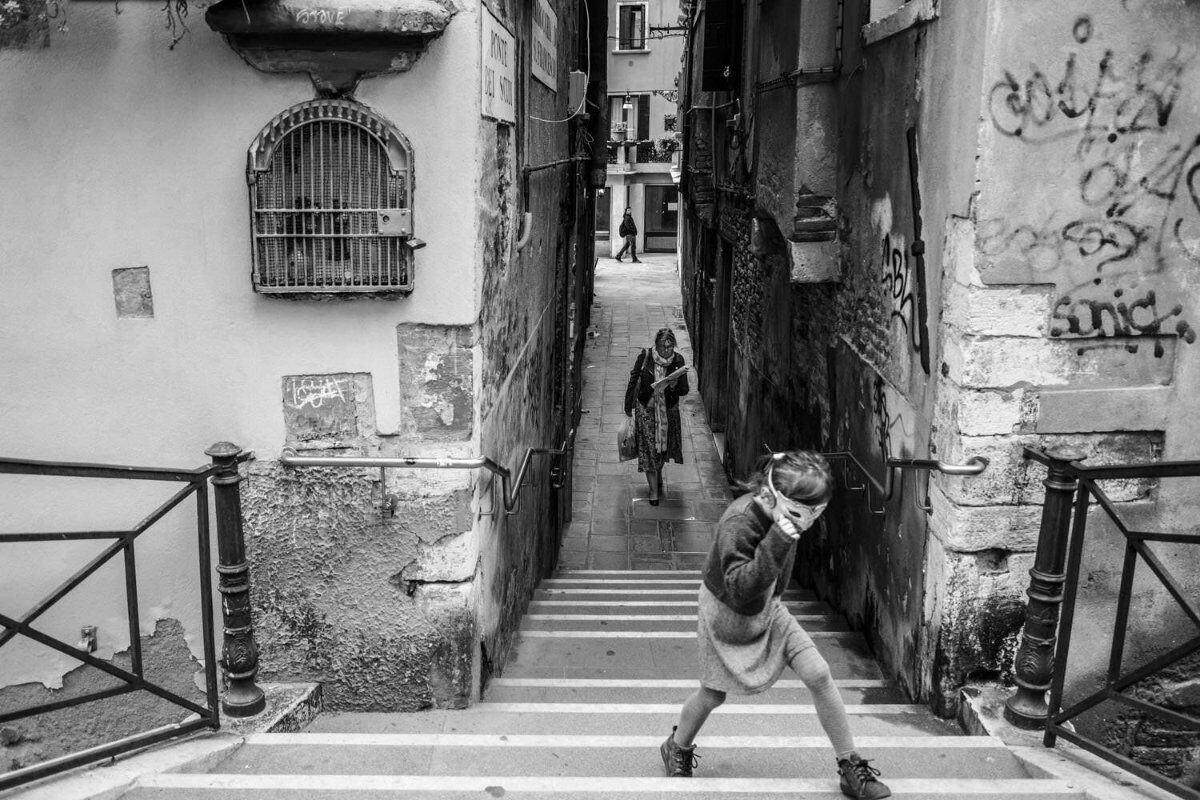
[698,494,818,694]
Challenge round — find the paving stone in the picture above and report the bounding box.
[589,534,630,553]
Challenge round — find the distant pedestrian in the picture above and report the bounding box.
[624,327,687,505]
[660,451,892,799]
[615,207,640,262]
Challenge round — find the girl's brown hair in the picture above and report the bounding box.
[740,450,833,506]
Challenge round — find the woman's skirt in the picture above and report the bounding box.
[697,584,817,694]
[633,403,683,473]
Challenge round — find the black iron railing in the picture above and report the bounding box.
[1009,447,1200,800]
[0,444,261,791]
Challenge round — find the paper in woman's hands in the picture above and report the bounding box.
[651,366,688,391]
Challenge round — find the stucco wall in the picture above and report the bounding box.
[1,0,587,723]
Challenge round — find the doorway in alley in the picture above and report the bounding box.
[643,185,679,252]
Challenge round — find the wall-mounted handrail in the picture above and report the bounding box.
[280,433,571,517]
[763,445,989,515]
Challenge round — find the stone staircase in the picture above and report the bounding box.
[119,570,1086,799]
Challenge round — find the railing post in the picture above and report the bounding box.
[1005,446,1086,729]
[206,442,265,718]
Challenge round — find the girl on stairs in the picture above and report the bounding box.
[660,450,891,800]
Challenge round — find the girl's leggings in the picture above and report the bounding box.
[787,642,856,759]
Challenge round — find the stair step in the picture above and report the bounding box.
[305,708,959,737]
[528,600,834,615]
[503,631,883,680]
[130,774,1085,798]
[558,570,704,576]
[521,616,848,633]
[178,733,1039,780]
[484,678,907,705]
[535,589,815,602]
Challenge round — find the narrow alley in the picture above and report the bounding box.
[560,253,732,572]
[103,257,1093,799]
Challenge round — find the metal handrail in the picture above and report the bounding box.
[1010,446,1200,800]
[280,433,572,517]
[764,445,989,515]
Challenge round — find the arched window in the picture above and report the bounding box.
[247,99,420,294]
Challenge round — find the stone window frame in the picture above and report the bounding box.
[862,0,939,46]
[615,1,649,52]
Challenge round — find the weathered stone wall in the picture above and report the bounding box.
[679,0,1200,733]
[471,0,588,690]
[951,0,1200,769]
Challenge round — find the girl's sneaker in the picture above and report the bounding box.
[660,727,700,777]
[837,754,891,799]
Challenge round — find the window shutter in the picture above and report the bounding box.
[636,95,651,140]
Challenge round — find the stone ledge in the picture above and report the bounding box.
[862,0,939,46]
[959,682,1179,800]
[219,682,323,736]
[205,0,457,94]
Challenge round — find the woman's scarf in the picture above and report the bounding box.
[648,348,673,451]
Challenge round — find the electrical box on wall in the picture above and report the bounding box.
[568,70,587,113]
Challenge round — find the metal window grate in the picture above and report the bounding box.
[247,100,416,294]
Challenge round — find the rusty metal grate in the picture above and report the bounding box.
[247,100,417,294]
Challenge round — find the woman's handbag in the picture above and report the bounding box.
[617,416,638,461]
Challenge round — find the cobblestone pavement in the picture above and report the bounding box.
[560,253,734,571]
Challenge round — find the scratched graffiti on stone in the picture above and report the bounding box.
[982,15,1199,351]
[286,376,351,409]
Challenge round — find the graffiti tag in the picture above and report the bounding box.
[286,377,351,410]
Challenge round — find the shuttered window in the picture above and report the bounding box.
[617,2,646,50]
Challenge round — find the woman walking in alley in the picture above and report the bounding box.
[660,451,891,799]
[624,327,688,505]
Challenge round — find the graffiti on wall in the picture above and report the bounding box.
[872,195,928,375]
[881,232,925,355]
[981,14,1200,352]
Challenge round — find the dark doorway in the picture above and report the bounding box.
[644,185,678,252]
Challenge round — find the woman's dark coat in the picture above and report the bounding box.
[624,349,689,414]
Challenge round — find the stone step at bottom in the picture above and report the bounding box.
[305,708,962,737]
[503,632,883,680]
[178,733,1040,781]
[484,681,909,705]
[519,616,849,633]
[125,775,1086,799]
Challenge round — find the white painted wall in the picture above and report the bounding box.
[0,1,483,687]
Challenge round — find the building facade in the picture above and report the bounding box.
[676,0,1200,775]
[0,0,607,769]
[599,0,684,256]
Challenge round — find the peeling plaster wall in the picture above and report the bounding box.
[1,0,587,727]
[0,620,207,772]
